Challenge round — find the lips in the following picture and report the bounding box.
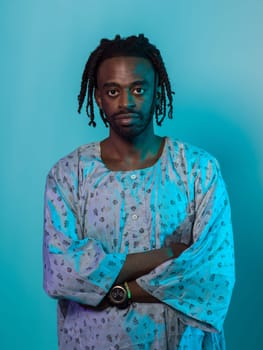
[114,113,140,120]
[112,113,141,127]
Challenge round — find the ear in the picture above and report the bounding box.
[95,88,102,109]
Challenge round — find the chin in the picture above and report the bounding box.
[118,128,146,139]
[112,122,153,140]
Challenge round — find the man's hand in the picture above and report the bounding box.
[169,242,189,258]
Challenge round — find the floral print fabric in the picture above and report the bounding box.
[43,137,235,349]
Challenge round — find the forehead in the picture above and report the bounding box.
[96,56,155,86]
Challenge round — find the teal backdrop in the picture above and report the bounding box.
[1,0,262,349]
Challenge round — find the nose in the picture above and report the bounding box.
[119,89,136,109]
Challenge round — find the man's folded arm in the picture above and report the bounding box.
[43,168,188,307]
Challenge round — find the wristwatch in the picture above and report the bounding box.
[108,284,130,309]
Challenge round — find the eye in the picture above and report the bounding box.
[133,87,145,95]
[107,89,119,97]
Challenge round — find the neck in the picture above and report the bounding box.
[110,124,160,154]
[100,132,165,171]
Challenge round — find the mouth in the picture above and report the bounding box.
[114,113,141,120]
[113,114,141,127]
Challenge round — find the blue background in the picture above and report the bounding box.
[1,0,262,349]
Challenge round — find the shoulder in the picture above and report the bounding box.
[166,138,226,195]
[47,142,100,180]
[166,137,220,171]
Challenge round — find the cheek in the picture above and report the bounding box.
[101,98,115,111]
[101,99,120,118]
[141,95,154,111]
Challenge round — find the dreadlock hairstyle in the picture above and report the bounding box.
[78,34,174,127]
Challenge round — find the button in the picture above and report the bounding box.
[132,214,138,220]
[130,174,137,180]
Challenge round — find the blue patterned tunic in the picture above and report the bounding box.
[43,137,235,349]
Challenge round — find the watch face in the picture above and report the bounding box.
[110,285,127,304]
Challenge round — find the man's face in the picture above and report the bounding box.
[95,56,157,139]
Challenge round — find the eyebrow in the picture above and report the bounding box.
[102,80,149,89]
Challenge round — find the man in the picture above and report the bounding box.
[43,34,235,349]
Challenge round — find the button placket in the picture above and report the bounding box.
[124,171,142,234]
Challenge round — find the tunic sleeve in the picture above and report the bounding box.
[43,161,126,306]
[136,157,235,331]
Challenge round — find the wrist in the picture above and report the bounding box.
[108,282,132,309]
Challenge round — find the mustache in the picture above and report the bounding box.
[109,109,142,119]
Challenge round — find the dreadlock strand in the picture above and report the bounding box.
[99,108,109,127]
